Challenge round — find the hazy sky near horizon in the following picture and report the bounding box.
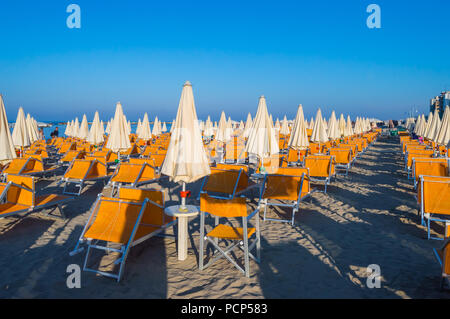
[1,0,449,122]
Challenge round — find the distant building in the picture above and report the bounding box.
[430,91,450,119]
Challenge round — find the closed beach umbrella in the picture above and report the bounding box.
[338,114,346,137]
[0,95,17,163]
[280,115,290,136]
[310,108,328,143]
[12,107,31,148]
[78,114,90,140]
[162,122,167,132]
[327,111,340,140]
[216,111,231,143]
[138,112,152,140]
[244,95,279,159]
[72,117,80,138]
[345,115,353,137]
[106,102,131,152]
[99,120,105,136]
[170,119,175,133]
[425,109,440,141]
[87,111,104,145]
[243,113,253,138]
[288,104,309,150]
[160,81,210,185]
[152,116,161,136]
[435,106,450,146]
[423,112,434,137]
[64,121,71,136]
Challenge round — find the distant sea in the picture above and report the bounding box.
[10,121,172,140]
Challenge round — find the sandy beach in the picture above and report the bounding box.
[0,135,447,299]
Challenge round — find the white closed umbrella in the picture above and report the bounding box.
[64,121,71,136]
[288,104,309,150]
[345,115,354,137]
[243,113,253,138]
[162,122,167,132]
[310,108,328,144]
[99,120,105,136]
[72,117,80,138]
[106,102,131,152]
[0,95,17,163]
[216,111,231,143]
[78,114,90,140]
[12,107,31,148]
[87,111,104,145]
[152,116,161,136]
[138,112,152,140]
[425,109,440,141]
[160,81,210,202]
[327,111,340,140]
[338,114,346,137]
[244,95,279,161]
[170,119,175,133]
[280,115,290,136]
[435,106,450,146]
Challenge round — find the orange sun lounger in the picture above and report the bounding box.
[417,175,450,240]
[70,188,175,282]
[59,159,112,195]
[0,174,73,219]
[304,155,336,193]
[107,162,160,195]
[258,168,310,225]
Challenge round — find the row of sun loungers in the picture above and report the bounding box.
[399,134,450,288]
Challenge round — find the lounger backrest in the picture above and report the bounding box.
[137,164,158,182]
[111,163,142,183]
[215,163,249,174]
[329,148,352,164]
[129,157,154,166]
[85,155,107,166]
[272,167,310,195]
[3,158,28,175]
[262,174,303,201]
[22,156,44,173]
[205,168,241,195]
[6,174,35,206]
[287,148,299,162]
[407,150,434,168]
[304,155,334,177]
[84,197,146,244]
[200,193,247,217]
[65,160,94,179]
[419,176,450,216]
[150,154,166,167]
[85,160,107,179]
[61,150,84,162]
[118,188,171,226]
[413,158,449,182]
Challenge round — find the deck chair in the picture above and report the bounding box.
[0,174,72,219]
[433,238,450,290]
[199,194,260,277]
[405,150,434,178]
[412,158,449,188]
[304,155,336,193]
[19,155,60,177]
[107,162,159,195]
[418,176,450,239]
[60,150,85,164]
[329,148,352,176]
[258,169,310,225]
[120,144,140,159]
[70,188,174,281]
[197,168,252,200]
[1,158,31,178]
[60,159,112,195]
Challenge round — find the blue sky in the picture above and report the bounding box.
[0,0,449,122]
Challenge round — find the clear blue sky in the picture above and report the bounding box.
[1,0,449,122]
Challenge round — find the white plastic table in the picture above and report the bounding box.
[164,205,199,261]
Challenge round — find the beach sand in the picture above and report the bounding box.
[0,136,448,299]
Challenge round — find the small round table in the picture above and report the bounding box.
[164,205,199,261]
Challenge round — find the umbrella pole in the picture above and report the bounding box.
[181,182,186,209]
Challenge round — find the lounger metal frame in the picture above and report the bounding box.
[60,159,110,196]
[70,194,175,282]
[258,172,310,225]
